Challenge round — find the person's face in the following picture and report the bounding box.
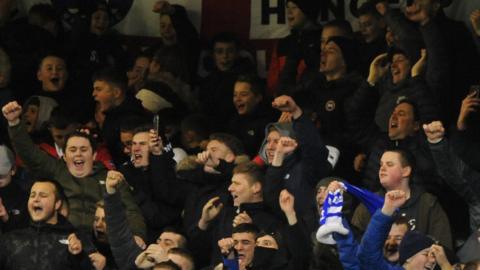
[120,131,134,156]
[159,14,177,46]
[391,54,411,84]
[404,248,436,270]
[388,103,418,140]
[28,182,60,224]
[265,130,280,164]
[90,9,110,36]
[319,41,346,76]
[286,1,306,29]
[385,27,395,47]
[214,42,238,72]
[93,207,108,243]
[50,124,76,149]
[63,136,95,178]
[379,152,410,190]
[167,253,193,270]
[23,104,39,133]
[233,232,256,270]
[359,14,384,43]
[131,132,150,168]
[256,235,278,250]
[384,223,409,262]
[156,232,183,251]
[92,80,119,113]
[206,140,234,167]
[37,56,68,92]
[127,56,150,88]
[316,186,328,207]
[228,173,260,207]
[404,0,439,23]
[233,82,262,116]
[321,26,345,49]
[0,167,14,188]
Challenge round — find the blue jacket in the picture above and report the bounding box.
[333,219,360,270]
[357,210,403,270]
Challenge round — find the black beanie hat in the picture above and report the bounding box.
[326,36,360,73]
[287,0,320,23]
[398,231,434,266]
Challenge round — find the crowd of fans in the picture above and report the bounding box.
[0,0,479,269]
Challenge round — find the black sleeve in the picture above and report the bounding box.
[408,77,441,124]
[284,221,311,270]
[292,113,332,186]
[420,19,451,97]
[344,80,381,152]
[104,192,143,270]
[264,165,291,220]
[450,128,480,171]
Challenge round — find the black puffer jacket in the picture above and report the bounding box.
[0,216,90,270]
[120,151,183,243]
[272,23,322,96]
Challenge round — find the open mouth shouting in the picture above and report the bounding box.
[29,204,47,221]
[50,77,60,86]
[73,159,85,170]
[235,102,246,114]
[133,153,143,165]
[390,119,398,129]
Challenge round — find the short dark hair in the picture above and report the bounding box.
[323,19,354,38]
[62,131,97,154]
[38,54,66,70]
[48,107,77,130]
[209,133,245,156]
[92,68,128,93]
[232,223,260,238]
[211,31,240,50]
[180,114,210,140]
[161,227,187,249]
[168,248,195,270]
[383,147,416,175]
[120,116,149,133]
[233,162,264,186]
[132,124,153,137]
[396,98,420,121]
[393,215,411,230]
[357,1,382,19]
[33,179,65,203]
[154,260,181,270]
[152,46,189,82]
[235,74,265,97]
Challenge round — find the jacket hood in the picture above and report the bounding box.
[24,95,58,131]
[401,185,426,209]
[258,122,295,163]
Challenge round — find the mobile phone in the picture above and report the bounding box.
[469,85,480,98]
[153,115,160,135]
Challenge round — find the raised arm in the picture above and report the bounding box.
[3,101,60,176]
[272,95,332,184]
[358,190,406,270]
[104,171,144,270]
